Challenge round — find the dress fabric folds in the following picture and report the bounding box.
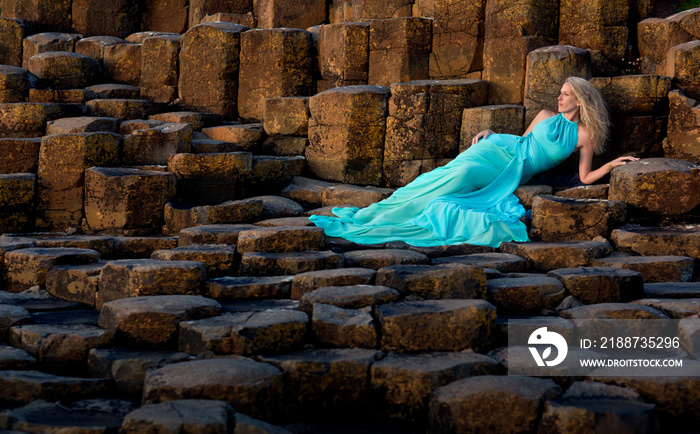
[309,113,579,248]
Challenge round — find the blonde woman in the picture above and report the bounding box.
[311,77,638,247]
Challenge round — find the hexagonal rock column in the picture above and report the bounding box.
[0,137,40,173]
[0,18,32,67]
[179,309,308,356]
[351,0,413,20]
[140,34,181,103]
[548,266,644,304]
[167,152,252,205]
[26,52,102,89]
[22,33,80,69]
[384,79,488,187]
[300,284,400,314]
[71,0,140,38]
[122,123,193,166]
[99,295,220,348]
[4,247,100,292]
[460,105,525,152]
[204,275,292,300]
[0,304,31,341]
[591,252,695,283]
[97,259,206,306]
[36,132,119,230]
[311,303,377,348]
[431,252,530,273]
[371,352,500,423]
[609,158,700,216]
[84,167,176,235]
[666,90,700,163]
[342,249,430,270]
[540,381,656,433]
[559,0,629,73]
[239,251,344,276]
[187,0,253,29]
[0,65,33,103]
[238,29,313,122]
[290,268,377,300]
[482,0,558,105]
[368,17,432,87]
[0,370,107,405]
[256,0,325,29]
[85,99,158,121]
[430,375,561,433]
[317,23,369,91]
[611,224,700,259]
[2,0,72,33]
[523,45,592,124]
[260,348,380,416]
[121,400,234,433]
[178,22,246,117]
[9,324,113,371]
[45,262,105,307]
[559,302,667,320]
[500,240,612,272]
[0,173,35,233]
[637,8,700,74]
[376,299,496,352]
[164,199,263,234]
[307,85,390,185]
[151,245,236,279]
[530,195,626,241]
[143,358,282,420]
[590,75,671,157]
[263,97,310,137]
[237,226,327,254]
[0,103,68,138]
[46,117,120,136]
[486,275,565,314]
[375,264,486,300]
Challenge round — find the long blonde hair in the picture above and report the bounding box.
[566,76,610,154]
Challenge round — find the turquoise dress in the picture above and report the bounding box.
[309,113,579,247]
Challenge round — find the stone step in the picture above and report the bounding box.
[97,259,206,306]
[178,310,308,356]
[300,284,400,314]
[311,304,377,349]
[142,358,283,420]
[547,266,644,304]
[429,375,561,433]
[342,249,430,270]
[120,400,235,434]
[591,252,695,282]
[98,295,221,348]
[178,224,259,246]
[204,276,293,300]
[4,247,101,292]
[44,262,105,307]
[644,281,700,298]
[486,275,565,314]
[612,224,700,259]
[291,267,377,300]
[631,298,700,318]
[151,244,237,278]
[530,194,626,241]
[376,299,496,352]
[0,344,36,370]
[500,240,613,272]
[371,352,500,423]
[431,252,529,273]
[237,226,327,254]
[0,370,108,405]
[0,304,31,341]
[239,251,344,276]
[375,263,487,300]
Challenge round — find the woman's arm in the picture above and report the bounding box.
[578,129,639,184]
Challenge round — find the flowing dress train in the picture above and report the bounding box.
[309,113,579,248]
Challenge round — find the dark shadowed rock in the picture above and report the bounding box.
[205,276,293,300]
[151,244,237,278]
[300,285,400,313]
[487,275,565,313]
[377,299,496,352]
[431,252,529,273]
[312,304,377,349]
[0,370,107,404]
[179,310,308,356]
[121,400,235,433]
[429,375,561,434]
[98,295,221,347]
[0,345,35,370]
[4,247,100,292]
[591,252,694,283]
[239,251,343,276]
[143,358,283,420]
[237,226,327,254]
[500,240,612,272]
[376,263,486,300]
[179,224,259,247]
[547,266,644,304]
[342,249,429,270]
[291,267,377,300]
[0,400,124,433]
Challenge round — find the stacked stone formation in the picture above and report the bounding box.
[0,0,699,432]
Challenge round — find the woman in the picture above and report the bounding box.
[310,77,638,248]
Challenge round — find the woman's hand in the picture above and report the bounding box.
[606,156,640,169]
[472,129,495,145]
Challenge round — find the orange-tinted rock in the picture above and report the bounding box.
[84,167,176,234]
[460,105,525,152]
[179,22,247,118]
[368,17,432,87]
[318,23,369,82]
[123,123,193,166]
[238,29,313,121]
[142,0,189,34]
[307,85,389,186]
[0,138,40,174]
[666,90,700,163]
[22,32,80,68]
[0,18,32,67]
[71,0,141,38]
[256,0,325,29]
[666,40,700,101]
[530,195,626,241]
[188,0,253,29]
[140,34,181,103]
[27,52,102,89]
[102,42,140,86]
[1,0,72,33]
[36,133,120,230]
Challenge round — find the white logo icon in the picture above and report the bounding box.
[528,327,568,367]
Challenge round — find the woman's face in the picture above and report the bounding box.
[557,82,580,114]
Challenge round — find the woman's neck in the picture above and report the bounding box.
[562,109,580,123]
